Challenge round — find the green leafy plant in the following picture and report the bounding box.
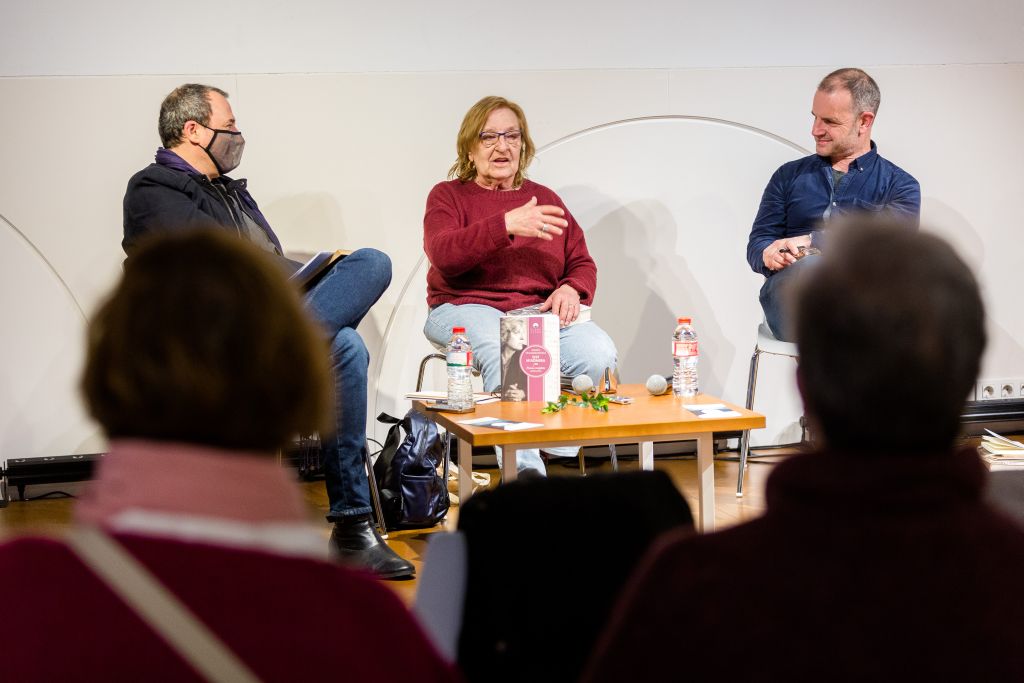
[542,392,610,414]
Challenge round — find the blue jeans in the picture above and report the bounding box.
[305,248,392,520]
[424,303,618,474]
[759,253,820,342]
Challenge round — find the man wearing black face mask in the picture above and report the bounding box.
[122,84,289,262]
[122,84,413,580]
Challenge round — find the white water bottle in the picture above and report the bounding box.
[672,317,699,397]
[446,326,474,409]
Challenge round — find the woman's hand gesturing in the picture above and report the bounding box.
[504,196,568,241]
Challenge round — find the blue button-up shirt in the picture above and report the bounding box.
[746,142,921,276]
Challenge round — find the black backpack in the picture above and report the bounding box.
[372,410,450,529]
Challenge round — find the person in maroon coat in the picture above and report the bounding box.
[0,231,458,682]
[422,95,617,476]
[583,218,1024,682]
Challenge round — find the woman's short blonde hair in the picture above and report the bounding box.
[82,229,332,453]
[448,96,535,187]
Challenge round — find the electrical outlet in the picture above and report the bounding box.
[976,378,1024,401]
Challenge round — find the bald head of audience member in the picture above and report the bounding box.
[82,229,331,453]
[791,218,985,454]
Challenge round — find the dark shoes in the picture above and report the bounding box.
[330,515,415,580]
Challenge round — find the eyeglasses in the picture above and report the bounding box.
[194,121,241,135]
[478,130,522,147]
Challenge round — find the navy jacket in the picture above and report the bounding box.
[122,151,287,259]
[746,142,920,276]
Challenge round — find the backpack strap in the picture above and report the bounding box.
[373,412,406,481]
[66,526,262,683]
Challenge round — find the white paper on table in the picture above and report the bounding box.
[458,417,543,431]
[404,391,499,404]
[684,403,741,418]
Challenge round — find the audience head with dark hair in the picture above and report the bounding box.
[6,228,459,680]
[791,216,985,453]
[83,227,331,452]
[581,219,1024,683]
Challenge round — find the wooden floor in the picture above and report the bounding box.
[0,449,793,605]
[375,451,793,605]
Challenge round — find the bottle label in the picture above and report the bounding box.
[673,341,698,358]
[447,351,471,367]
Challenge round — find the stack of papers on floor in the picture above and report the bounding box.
[979,430,1024,471]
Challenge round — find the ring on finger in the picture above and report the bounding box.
[540,223,548,233]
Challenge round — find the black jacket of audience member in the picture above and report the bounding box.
[584,447,1024,682]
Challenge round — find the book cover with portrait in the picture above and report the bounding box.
[499,313,560,402]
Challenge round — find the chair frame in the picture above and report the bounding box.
[736,322,798,497]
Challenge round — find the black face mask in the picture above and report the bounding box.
[198,123,245,175]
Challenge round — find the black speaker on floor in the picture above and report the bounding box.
[455,470,694,683]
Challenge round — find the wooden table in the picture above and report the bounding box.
[414,384,765,533]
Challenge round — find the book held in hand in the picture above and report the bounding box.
[289,250,351,291]
[506,303,591,327]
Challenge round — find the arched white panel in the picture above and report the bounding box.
[370,257,484,444]
[375,116,811,446]
[533,117,807,445]
[0,215,104,462]
[371,257,444,436]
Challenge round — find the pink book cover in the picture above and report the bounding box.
[499,314,560,402]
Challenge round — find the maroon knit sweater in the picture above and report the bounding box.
[583,447,1024,682]
[0,535,460,682]
[423,179,597,312]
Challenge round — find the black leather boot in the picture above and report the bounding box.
[330,515,415,580]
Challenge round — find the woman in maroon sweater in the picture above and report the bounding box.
[422,96,617,475]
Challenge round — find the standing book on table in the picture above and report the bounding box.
[499,312,560,403]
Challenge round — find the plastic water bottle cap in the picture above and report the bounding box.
[452,326,466,334]
[677,317,691,325]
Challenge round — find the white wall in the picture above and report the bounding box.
[1,1,1021,459]
[4,1,1023,74]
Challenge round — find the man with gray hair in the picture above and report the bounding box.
[746,67,921,341]
[122,84,414,579]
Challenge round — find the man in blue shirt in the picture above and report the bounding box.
[747,68,920,341]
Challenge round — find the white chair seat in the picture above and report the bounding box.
[737,321,799,497]
[756,321,799,358]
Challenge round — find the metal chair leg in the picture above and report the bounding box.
[608,444,619,472]
[363,443,388,537]
[737,346,762,498]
